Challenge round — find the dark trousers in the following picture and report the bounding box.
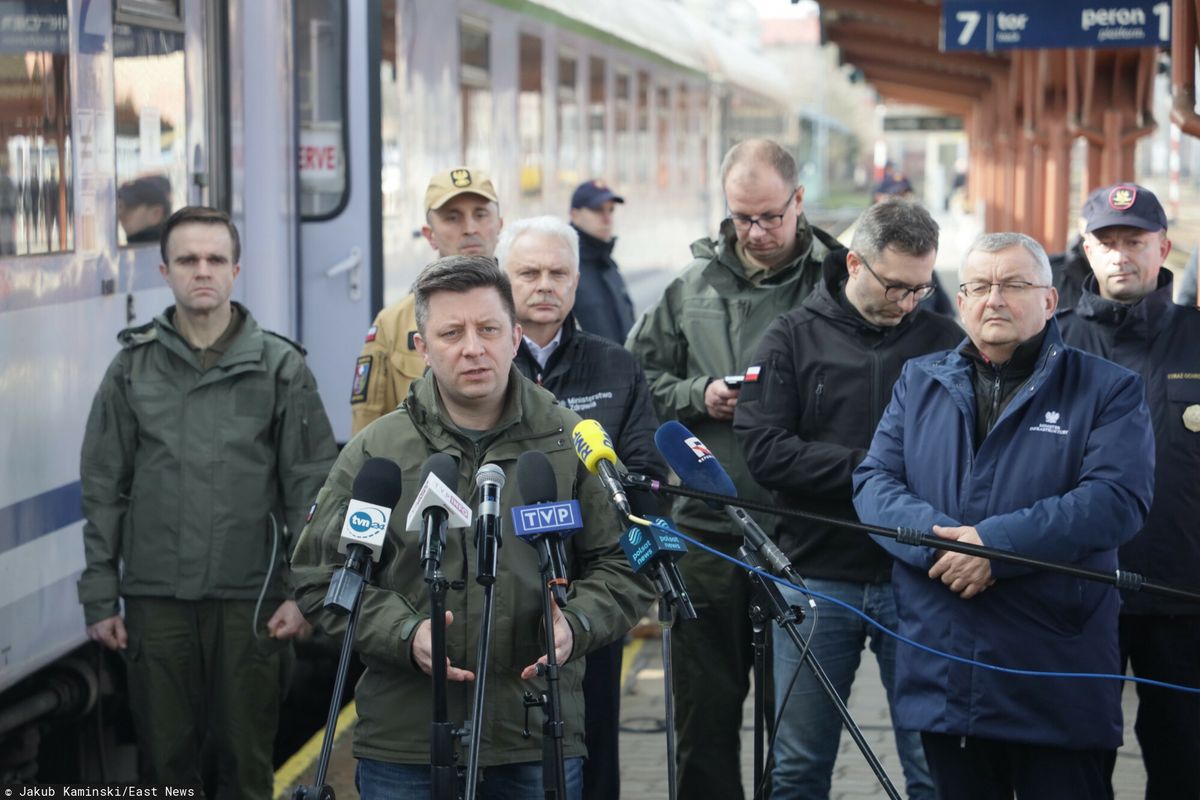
[921,732,1113,800]
[672,538,754,800]
[123,597,289,800]
[582,638,624,799]
[1107,614,1200,799]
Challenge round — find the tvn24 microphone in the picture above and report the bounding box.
[474,463,505,586]
[513,450,579,608]
[622,493,696,619]
[572,419,632,519]
[654,420,797,579]
[325,457,403,614]
[406,454,472,581]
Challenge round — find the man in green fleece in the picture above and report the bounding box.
[77,206,338,797]
[291,256,653,799]
[627,138,840,799]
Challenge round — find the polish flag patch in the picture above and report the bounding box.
[364,325,378,343]
[744,365,762,383]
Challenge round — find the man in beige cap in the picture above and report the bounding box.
[350,167,503,434]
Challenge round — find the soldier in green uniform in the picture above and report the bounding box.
[291,256,653,799]
[77,206,338,797]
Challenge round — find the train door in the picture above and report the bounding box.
[295,0,382,442]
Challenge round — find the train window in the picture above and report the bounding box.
[587,57,605,177]
[656,85,671,189]
[557,53,579,192]
[0,0,74,256]
[296,0,347,219]
[518,33,543,200]
[614,70,632,186]
[460,18,492,168]
[114,0,181,25]
[635,72,650,185]
[112,22,187,246]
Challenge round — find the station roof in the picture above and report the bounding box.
[817,0,1011,116]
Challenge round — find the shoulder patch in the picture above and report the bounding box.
[365,325,378,343]
[264,330,308,355]
[351,355,372,404]
[117,321,158,349]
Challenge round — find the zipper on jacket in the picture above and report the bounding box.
[814,374,825,417]
[990,372,1002,432]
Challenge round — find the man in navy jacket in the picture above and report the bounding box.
[853,231,1154,799]
[1059,182,1200,798]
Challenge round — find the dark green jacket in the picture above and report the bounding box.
[77,304,337,624]
[626,216,838,537]
[290,367,653,766]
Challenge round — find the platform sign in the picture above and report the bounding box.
[942,1,1170,52]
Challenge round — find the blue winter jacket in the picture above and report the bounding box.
[852,319,1154,749]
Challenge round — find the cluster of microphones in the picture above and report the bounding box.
[328,417,787,618]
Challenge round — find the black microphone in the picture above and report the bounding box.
[622,493,697,620]
[405,454,472,582]
[474,463,505,586]
[325,457,403,614]
[514,450,575,608]
[654,421,798,579]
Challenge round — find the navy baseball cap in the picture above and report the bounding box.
[571,179,625,210]
[1083,183,1167,233]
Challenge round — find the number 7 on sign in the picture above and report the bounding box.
[956,10,981,46]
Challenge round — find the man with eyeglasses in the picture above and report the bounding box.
[732,199,959,800]
[853,231,1154,799]
[1058,183,1200,799]
[628,138,840,800]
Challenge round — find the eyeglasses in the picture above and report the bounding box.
[958,280,1051,299]
[858,255,937,303]
[727,195,795,233]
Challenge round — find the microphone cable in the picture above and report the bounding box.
[640,515,1200,696]
[252,511,282,642]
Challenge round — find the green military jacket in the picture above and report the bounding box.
[77,303,337,625]
[626,216,838,538]
[290,367,653,766]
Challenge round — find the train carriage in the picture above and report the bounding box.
[0,0,801,781]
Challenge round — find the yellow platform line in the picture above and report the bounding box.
[273,700,358,799]
[620,636,645,687]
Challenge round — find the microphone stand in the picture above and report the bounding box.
[464,511,502,800]
[291,548,373,800]
[740,545,902,800]
[649,561,695,800]
[422,509,462,800]
[523,535,568,799]
[624,474,1200,604]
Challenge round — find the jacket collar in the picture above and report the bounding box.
[154,302,265,373]
[693,214,821,291]
[1073,270,1174,339]
[406,364,555,453]
[572,224,617,258]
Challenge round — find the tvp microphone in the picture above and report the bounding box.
[326,457,403,614]
[474,463,506,586]
[623,493,696,619]
[572,419,632,519]
[406,454,472,581]
[654,420,797,579]
[513,450,579,608]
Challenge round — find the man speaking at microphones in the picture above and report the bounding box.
[290,256,653,799]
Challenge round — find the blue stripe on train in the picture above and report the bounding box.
[0,482,84,555]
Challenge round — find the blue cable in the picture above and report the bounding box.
[658,519,1200,696]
